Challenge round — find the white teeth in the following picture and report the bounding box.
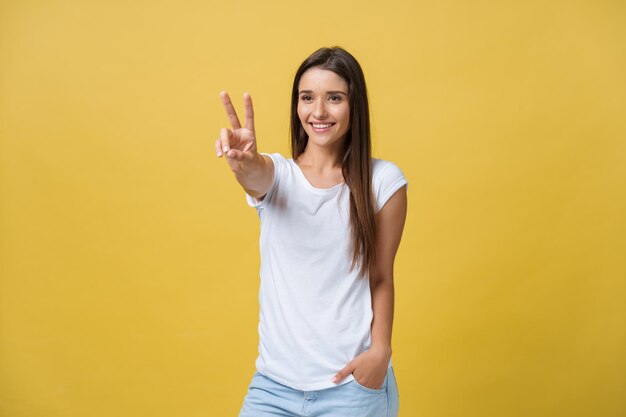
[312,123,333,128]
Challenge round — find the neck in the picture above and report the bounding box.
[297,140,345,171]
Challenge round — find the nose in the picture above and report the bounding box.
[313,100,327,120]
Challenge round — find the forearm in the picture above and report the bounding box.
[369,277,394,355]
[233,153,272,198]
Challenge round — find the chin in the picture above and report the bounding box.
[309,136,343,148]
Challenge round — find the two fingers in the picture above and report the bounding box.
[221,90,254,131]
[215,91,254,159]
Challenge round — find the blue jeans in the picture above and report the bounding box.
[239,366,399,417]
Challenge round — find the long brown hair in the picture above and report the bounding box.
[290,46,376,278]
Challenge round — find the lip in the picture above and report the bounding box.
[309,122,335,133]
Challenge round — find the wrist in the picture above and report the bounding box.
[370,343,392,358]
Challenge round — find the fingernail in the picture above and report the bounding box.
[217,151,222,157]
[331,376,338,383]
[223,146,229,152]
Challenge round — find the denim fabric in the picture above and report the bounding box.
[239,366,399,417]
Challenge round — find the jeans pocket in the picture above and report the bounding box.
[352,372,388,393]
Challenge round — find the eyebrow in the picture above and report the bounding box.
[298,90,348,95]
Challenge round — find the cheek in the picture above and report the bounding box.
[339,107,350,126]
[297,106,307,125]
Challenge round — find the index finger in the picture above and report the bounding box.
[243,92,255,132]
[220,91,242,129]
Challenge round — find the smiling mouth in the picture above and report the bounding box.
[310,122,335,132]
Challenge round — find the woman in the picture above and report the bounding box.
[215,46,408,417]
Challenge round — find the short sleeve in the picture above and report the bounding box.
[245,152,284,210]
[372,160,408,214]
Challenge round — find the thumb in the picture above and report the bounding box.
[332,363,355,384]
[225,148,244,160]
[225,147,255,162]
[226,141,255,161]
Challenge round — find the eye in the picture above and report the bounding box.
[329,95,342,102]
[300,95,313,102]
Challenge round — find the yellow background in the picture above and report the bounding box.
[1,0,625,416]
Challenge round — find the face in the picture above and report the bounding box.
[297,67,350,150]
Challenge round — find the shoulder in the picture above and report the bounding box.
[371,157,408,187]
[259,152,289,175]
[261,152,287,165]
[371,157,408,214]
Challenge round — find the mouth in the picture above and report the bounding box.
[309,122,335,133]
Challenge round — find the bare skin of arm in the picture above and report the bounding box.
[215,91,274,199]
[332,184,408,389]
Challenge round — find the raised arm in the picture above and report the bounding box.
[215,91,274,199]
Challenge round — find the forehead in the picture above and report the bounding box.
[298,67,348,92]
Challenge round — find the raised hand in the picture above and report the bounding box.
[215,91,258,172]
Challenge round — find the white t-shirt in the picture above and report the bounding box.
[245,152,408,391]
